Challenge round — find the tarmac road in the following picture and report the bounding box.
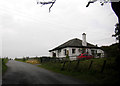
[2,60,86,84]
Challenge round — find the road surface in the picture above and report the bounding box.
[2,60,86,84]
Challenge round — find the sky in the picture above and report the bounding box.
[0,0,118,58]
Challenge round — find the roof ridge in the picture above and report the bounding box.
[49,38,98,52]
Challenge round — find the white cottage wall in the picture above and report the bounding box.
[87,49,92,55]
[50,48,104,59]
[97,49,104,58]
[67,47,81,60]
[59,49,66,58]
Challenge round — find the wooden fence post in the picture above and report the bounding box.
[101,60,106,73]
[54,58,56,63]
[40,58,42,63]
[88,60,93,70]
[74,60,80,70]
[58,58,60,63]
[67,61,72,71]
[61,60,66,71]
[48,58,50,62]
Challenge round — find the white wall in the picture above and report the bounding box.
[50,47,82,60]
[49,47,104,60]
[97,49,104,58]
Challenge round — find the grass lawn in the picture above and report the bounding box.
[37,57,119,84]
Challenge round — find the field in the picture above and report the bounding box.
[37,57,119,84]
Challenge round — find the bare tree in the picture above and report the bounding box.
[86,0,120,49]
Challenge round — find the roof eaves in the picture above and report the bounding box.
[49,46,100,52]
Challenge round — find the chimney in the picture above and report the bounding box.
[82,33,87,46]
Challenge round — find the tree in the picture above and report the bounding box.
[112,23,120,41]
[86,0,120,71]
[86,0,120,47]
[111,2,120,49]
[101,43,119,58]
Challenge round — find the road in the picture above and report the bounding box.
[2,60,86,84]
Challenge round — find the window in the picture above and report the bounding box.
[78,48,81,52]
[52,52,56,57]
[64,49,67,55]
[58,49,61,53]
[72,49,76,54]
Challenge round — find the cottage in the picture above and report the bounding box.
[49,33,104,60]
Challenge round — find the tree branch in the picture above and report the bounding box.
[39,0,56,12]
[86,0,97,7]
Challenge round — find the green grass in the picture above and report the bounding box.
[15,59,26,62]
[2,58,8,75]
[37,57,119,84]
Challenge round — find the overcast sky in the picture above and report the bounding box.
[0,0,118,58]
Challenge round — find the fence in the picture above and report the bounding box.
[38,57,107,73]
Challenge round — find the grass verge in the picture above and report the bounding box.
[2,59,8,75]
[37,57,119,84]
